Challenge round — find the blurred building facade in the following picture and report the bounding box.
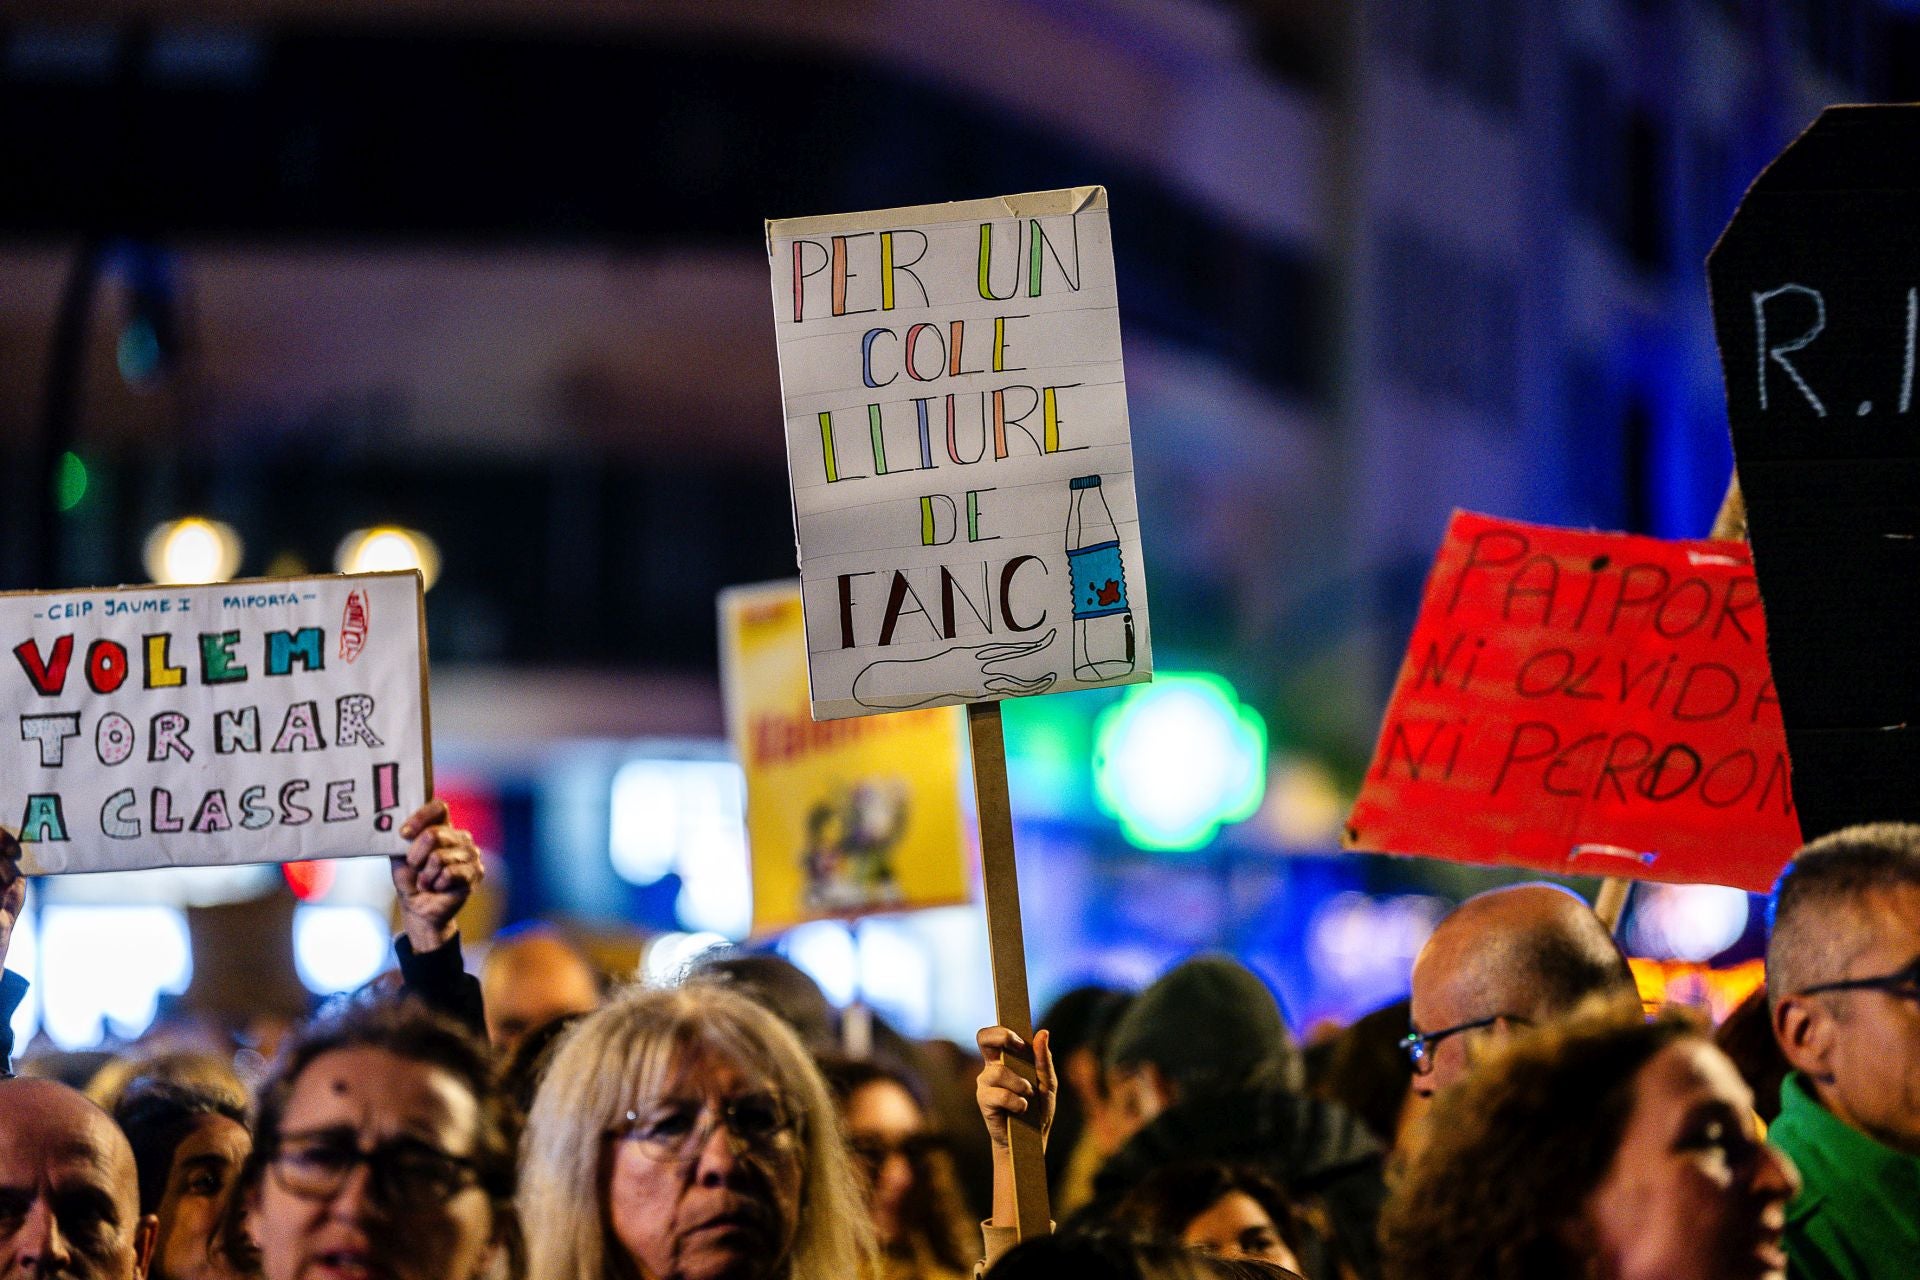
[0,0,1908,1046]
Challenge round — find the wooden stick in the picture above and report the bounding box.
[1594,469,1741,940]
[1710,472,1746,541]
[966,700,1052,1240]
[1594,876,1633,935]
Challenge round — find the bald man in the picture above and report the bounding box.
[479,929,603,1055]
[1406,884,1636,1097]
[0,1078,156,1279]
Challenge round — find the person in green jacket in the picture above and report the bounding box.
[1767,823,1920,1280]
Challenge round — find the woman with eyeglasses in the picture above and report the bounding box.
[518,981,874,1280]
[221,999,521,1280]
[820,1057,974,1280]
[1380,999,1799,1280]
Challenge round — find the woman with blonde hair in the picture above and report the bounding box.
[519,980,875,1280]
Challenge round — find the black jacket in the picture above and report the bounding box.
[394,933,486,1039]
[1089,1083,1387,1280]
[0,970,26,1076]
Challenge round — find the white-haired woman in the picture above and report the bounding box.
[520,981,875,1280]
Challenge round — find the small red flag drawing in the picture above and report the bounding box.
[340,590,370,663]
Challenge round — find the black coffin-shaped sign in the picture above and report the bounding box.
[1708,104,1920,842]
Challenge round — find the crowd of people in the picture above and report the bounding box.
[0,803,1915,1280]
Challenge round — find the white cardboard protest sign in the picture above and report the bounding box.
[767,186,1153,721]
[4,572,431,874]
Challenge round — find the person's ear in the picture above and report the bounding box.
[131,1212,158,1280]
[1774,993,1838,1081]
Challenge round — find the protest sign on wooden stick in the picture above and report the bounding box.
[718,580,971,935]
[766,187,1160,1237]
[1346,512,1801,892]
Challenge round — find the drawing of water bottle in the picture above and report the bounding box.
[1065,475,1136,681]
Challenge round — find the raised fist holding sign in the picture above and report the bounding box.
[390,798,485,952]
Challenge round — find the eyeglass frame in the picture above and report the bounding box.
[847,1130,947,1170]
[265,1129,482,1208]
[1399,1013,1529,1075]
[606,1092,801,1163]
[1794,954,1920,1000]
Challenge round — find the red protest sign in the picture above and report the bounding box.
[1345,512,1803,892]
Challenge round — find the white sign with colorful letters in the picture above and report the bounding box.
[767,186,1153,720]
[3,572,431,874]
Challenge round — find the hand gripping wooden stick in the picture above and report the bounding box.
[967,701,1052,1240]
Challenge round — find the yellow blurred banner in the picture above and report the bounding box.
[720,581,973,933]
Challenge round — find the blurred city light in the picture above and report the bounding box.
[1306,892,1446,1010]
[282,861,338,901]
[641,931,729,986]
[1092,673,1268,851]
[782,920,858,1006]
[116,314,163,385]
[38,905,191,1049]
[54,452,89,512]
[1004,698,1091,821]
[1625,883,1752,962]
[889,905,994,1044]
[335,526,442,590]
[855,918,933,1037]
[1261,755,1348,849]
[144,517,244,585]
[608,761,683,885]
[292,904,389,994]
[608,758,751,938]
[1629,957,1766,1024]
[44,863,279,908]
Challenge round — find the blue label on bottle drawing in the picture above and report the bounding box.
[1069,541,1129,618]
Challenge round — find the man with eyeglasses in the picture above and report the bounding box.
[1766,823,1920,1280]
[1405,884,1637,1099]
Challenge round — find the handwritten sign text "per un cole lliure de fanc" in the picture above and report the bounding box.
[3,572,431,874]
[767,187,1153,721]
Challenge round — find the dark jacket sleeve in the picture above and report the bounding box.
[395,935,486,1040]
[0,969,29,1078]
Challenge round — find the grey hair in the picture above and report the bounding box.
[518,980,875,1280]
[1767,822,1920,1006]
